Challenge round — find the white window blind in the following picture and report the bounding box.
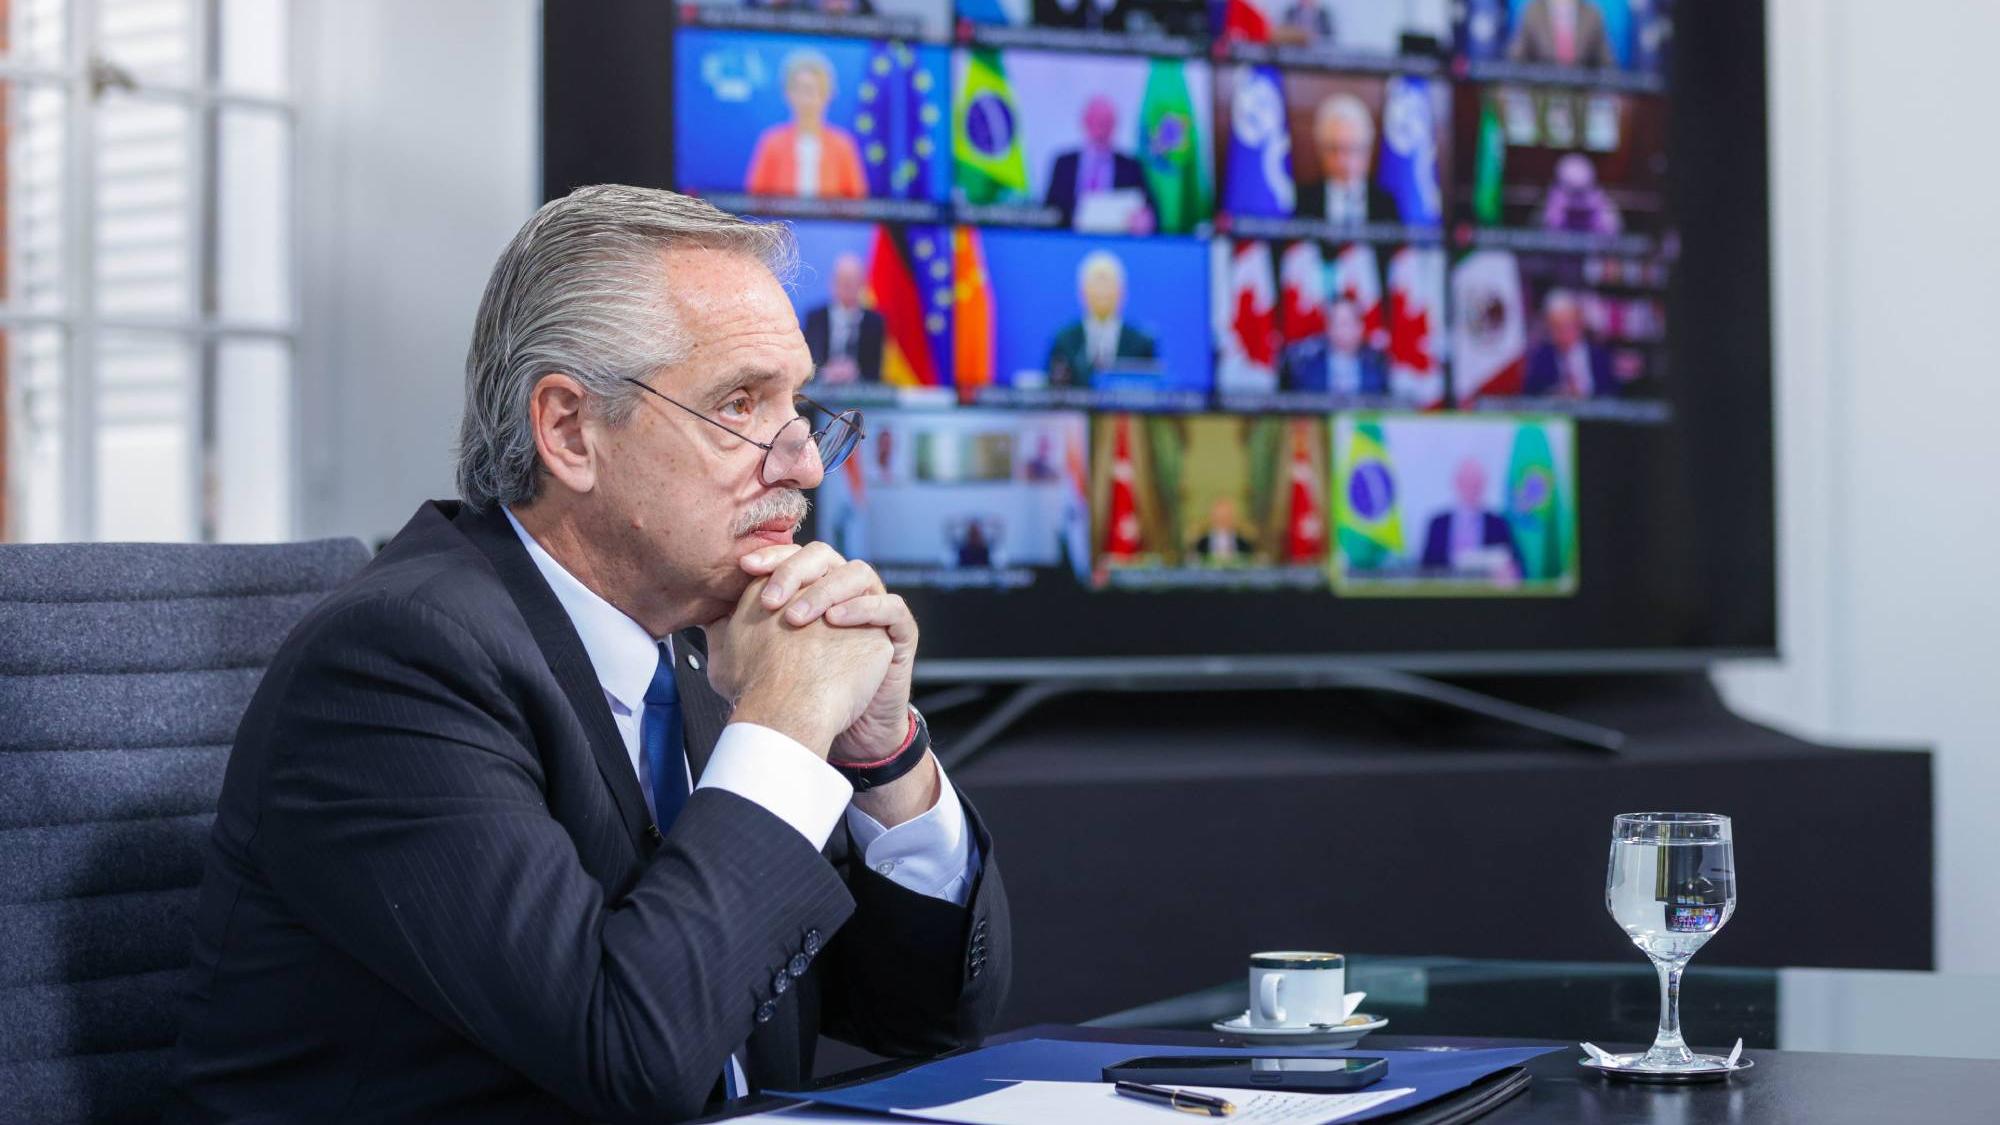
[1,0,295,543]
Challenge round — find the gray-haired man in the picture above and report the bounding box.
[167,185,1010,1123]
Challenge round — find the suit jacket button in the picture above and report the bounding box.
[772,971,791,995]
[804,929,822,956]
[645,824,663,844]
[755,1001,775,1023]
[688,653,702,671]
[974,920,988,938]
[970,962,984,980]
[788,952,810,978]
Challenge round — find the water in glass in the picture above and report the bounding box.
[1605,813,1736,1070]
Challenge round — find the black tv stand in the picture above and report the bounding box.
[923,668,1627,770]
[920,671,1932,1026]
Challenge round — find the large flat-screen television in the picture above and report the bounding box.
[542,0,1772,678]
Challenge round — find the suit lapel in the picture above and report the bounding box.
[452,502,652,844]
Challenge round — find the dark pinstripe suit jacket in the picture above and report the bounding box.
[166,501,1011,1123]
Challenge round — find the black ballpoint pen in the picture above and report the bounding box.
[1113,1080,1237,1116]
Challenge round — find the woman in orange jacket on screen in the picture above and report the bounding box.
[745,49,868,199]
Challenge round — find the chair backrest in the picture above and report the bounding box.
[0,539,370,1123]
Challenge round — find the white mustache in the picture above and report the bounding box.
[731,489,811,538]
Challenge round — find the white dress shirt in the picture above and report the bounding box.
[1323,179,1368,225]
[1561,341,1595,398]
[793,132,823,198]
[1083,316,1124,370]
[504,509,977,905]
[827,304,861,360]
[1328,349,1364,396]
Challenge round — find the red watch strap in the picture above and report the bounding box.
[841,709,918,769]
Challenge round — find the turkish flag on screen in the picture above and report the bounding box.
[1103,416,1142,561]
[1285,420,1325,563]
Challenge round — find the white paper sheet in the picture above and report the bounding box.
[881,1080,1416,1125]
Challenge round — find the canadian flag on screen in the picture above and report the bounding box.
[1329,243,1384,347]
[1103,416,1143,561]
[1218,240,1278,393]
[1278,240,1328,346]
[1222,0,1273,42]
[1285,420,1326,562]
[1386,246,1447,409]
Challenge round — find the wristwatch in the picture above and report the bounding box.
[831,707,931,792]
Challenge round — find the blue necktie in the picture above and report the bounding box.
[642,643,689,834]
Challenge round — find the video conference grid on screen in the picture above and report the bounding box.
[671,0,1672,596]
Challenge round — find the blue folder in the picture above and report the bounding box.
[777,1038,1560,1123]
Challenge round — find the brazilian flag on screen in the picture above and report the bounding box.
[1506,423,1572,582]
[954,49,1027,205]
[1139,58,1211,234]
[1336,420,1404,572]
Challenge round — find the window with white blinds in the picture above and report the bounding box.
[1,0,293,543]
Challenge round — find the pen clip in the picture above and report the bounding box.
[1170,1089,1235,1117]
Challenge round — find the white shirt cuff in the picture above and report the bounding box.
[846,758,978,906]
[695,722,852,851]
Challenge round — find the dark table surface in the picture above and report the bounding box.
[987,1023,2000,1125]
[1089,954,2000,1060]
[709,956,2000,1124]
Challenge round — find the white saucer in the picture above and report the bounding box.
[1579,1054,1754,1084]
[1211,1012,1389,1047]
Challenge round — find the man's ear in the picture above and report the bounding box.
[528,372,597,496]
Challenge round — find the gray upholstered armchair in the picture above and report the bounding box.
[0,539,369,1123]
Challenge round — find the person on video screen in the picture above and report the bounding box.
[1189,496,1257,564]
[1023,433,1061,481]
[1044,95,1159,234]
[1507,0,1616,68]
[745,49,867,199]
[1273,0,1336,46]
[757,0,879,12]
[1297,94,1395,225]
[1523,289,1613,398]
[954,520,995,568]
[803,253,884,384]
[1540,153,1622,235]
[1046,251,1158,386]
[1282,298,1388,395]
[1033,0,1128,31]
[1421,457,1526,578]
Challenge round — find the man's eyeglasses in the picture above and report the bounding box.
[620,377,864,486]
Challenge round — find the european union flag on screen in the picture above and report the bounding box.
[856,41,940,200]
[1377,76,1441,227]
[1222,65,1294,217]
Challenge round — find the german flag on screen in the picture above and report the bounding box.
[866,224,952,388]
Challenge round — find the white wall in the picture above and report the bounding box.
[293,0,539,542]
[1716,0,2000,971]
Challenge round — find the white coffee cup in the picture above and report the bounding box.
[1248,951,1346,1029]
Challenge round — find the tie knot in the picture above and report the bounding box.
[645,643,679,706]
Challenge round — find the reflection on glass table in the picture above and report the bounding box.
[1088,955,2000,1061]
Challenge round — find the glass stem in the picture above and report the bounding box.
[1653,960,1689,1058]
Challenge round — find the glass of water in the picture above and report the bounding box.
[1605,812,1737,1070]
